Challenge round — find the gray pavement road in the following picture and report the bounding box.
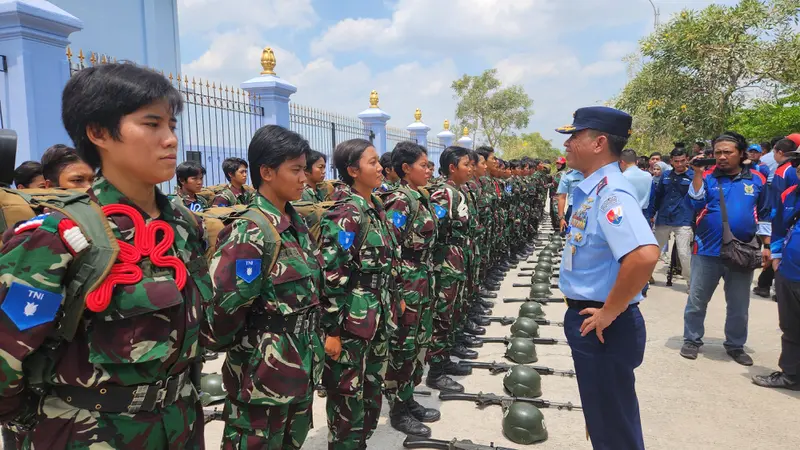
[202,249,800,449]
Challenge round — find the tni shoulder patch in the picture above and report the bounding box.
[236,259,261,284]
[338,231,356,250]
[1,282,63,331]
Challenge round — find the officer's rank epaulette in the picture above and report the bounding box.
[596,177,608,195]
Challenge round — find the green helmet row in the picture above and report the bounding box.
[200,373,227,407]
[546,242,562,252]
[505,338,538,364]
[519,302,545,319]
[503,365,542,398]
[538,249,554,258]
[503,402,548,445]
[535,261,553,272]
[529,283,553,299]
[510,317,540,338]
[537,254,554,264]
[530,271,551,284]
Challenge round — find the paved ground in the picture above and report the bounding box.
[202,238,800,449]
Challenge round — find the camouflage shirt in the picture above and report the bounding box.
[212,183,252,207]
[171,190,209,213]
[319,186,398,340]
[430,179,470,277]
[0,177,211,422]
[206,194,325,405]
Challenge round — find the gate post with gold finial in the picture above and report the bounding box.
[406,108,430,149]
[241,46,297,129]
[437,119,456,148]
[357,90,391,154]
[457,126,474,149]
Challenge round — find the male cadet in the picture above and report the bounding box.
[556,159,585,235]
[555,106,660,450]
[212,157,251,207]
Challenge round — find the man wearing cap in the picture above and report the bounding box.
[556,106,659,450]
[748,144,771,180]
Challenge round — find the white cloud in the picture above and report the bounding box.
[600,41,638,60]
[177,0,317,35]
[583,60,626,77]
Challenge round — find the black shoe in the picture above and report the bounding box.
[469,314,491,326]
[485,284,501,292]
[202,349,220,361]
[726,349,753,366]
[464,321,486,336]
[752,371,800,391]
[470,304,492,315]
[426,372,465,393]
[443,359,472,376]
[389,402,432,437]
[407,398,441,423]
[680,342,699,360]
[452,344,479,359]
[753,286,771,298]
[476,296,495,307]
[457,335,483,348]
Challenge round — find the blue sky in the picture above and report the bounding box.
[177,0,737,149]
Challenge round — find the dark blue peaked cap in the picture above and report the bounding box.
[556,106,633,137]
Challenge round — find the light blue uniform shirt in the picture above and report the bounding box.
[558,163,658,304]
[556,169,585,206]
[622,165,653,209]
[760,151,778,182]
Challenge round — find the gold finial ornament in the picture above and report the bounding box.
[414,108,422,122]
[443,119,450,131]
[463,127,469,137]
[260,47,276,75]
[66,47,72,60]
[369,90,379,108]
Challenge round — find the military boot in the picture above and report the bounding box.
[478,288,498,299]
[407,398,441,422]
[469,314,491,326]
[443,359,472,376]
[453,342,480,358]
[389,402,431,437]
[476,296,495,307]
[464,320,486,336]
[426,362,465,393]
[457,334,483,348]
[470,303,492,316]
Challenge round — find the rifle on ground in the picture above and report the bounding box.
[477,336,569,346]
[203,407,223,424]
[439,391,581,411]
[456,360,575,377]
[511,282,559,288]
[403,435,516,450]
[503,297,563,304]
[487,316,563,327]
[519,268,559,276]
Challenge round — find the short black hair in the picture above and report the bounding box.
[248,125,311,189]
[393,141,427,179]
[712,131,748,153]
[222,157,248,181]
[439,146,470,176]
[379,150,394,177]
[333,138,374,186]
[62,63,184,170]
[620,148,637,163]
[13,161,43,188]
[468,150,479,164]
[774,138,798,154]
[670,148,688,158]
[41,144,84,184]
[176,161,206,187]
[771,136,784,149]
[305,150,327,172]
[589,130,629,157]
[475,145,494,161]
[649,152,662,159]
[760,141,771,152]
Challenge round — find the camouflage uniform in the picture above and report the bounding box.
[460,179,482,324]
[378,179,399,193]
[319,186,397,450]
[171,190,210,213]
[551,169,566,229]
[0,177,211,449]
[381,181,438,407]
[427,180,470,365]
[212,184,252,207]
[206,193,325,449]
[477,176,498,276]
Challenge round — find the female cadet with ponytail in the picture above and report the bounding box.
[380,141,443,438]
[319,138,399,449]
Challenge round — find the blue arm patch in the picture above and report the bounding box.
[339,231,356,250]
[236,259,261,284]
[434,205,446,219]
[1,282,63,331]
[392,212,407,228]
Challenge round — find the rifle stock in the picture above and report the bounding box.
[487,316,515,326]
[203,408,223,424]
[403,435,517,450]
[439,391,582,411]
[480,336,569,346]
[502,297,563,304]
[457,361,576,377]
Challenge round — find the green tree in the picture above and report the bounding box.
[727,93,800,140]
[616,0,800,145]
[498,133,563,162]
[451,69,534,147]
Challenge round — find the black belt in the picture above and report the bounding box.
[401,247,430,264]
[349,272,387,290]
[566,299,639,310]
[442,236,467,246]
[53,371,189,414]
[248,308,320,334]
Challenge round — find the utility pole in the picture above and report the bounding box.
[648,0,661,28]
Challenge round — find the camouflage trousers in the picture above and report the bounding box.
[427,269,465,365]
[325,326,389,450]
[221,396,313,450]
[20,390,203,450]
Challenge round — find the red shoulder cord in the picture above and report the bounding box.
[84,204,187,312]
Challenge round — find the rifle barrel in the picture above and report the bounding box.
[512,283,532,287]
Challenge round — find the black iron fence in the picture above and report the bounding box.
[289,103,369,179]
[427,136,445,171]
[387,126,414,152]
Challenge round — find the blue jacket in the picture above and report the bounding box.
[772,184,800,281]
[754,161,771,180]
[771,162,798,207]
[770,162,800,257]
[652,169,695,227]
[689,167,771,257]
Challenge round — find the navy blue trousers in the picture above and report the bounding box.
[564,304,646,450]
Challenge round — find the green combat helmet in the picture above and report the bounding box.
[503,365,543,398]
[535,261,553,272]
[537,254,554,264]
[502,402,548,445]
[530,271,551,284]
[545,242,562,252]
[200,373,227,407]
[549,234,562,243]
[529,283,553,299]
[510,317,540,338]
[538,249,554,258]
[505,338,538,364]
[519,302,546,320]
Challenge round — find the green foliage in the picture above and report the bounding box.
[727,93,800,140]
[498,133,563,163]
[616,0,800,147]
[452,69,534,147]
